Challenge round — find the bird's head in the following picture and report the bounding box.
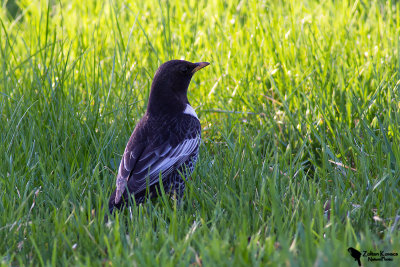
[147,60,210,115]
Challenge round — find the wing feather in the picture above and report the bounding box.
[115,144,144,203]
[130,135,200,193]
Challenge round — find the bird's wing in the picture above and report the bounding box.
[114,142,145,204]
[128,132,201,194]
[114,115,201,204]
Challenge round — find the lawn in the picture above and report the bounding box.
[1,0,399,266]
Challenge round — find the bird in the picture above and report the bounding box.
[347,247,362,266]
[107,60,209,214]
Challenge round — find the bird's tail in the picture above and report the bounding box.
[104,190,126,221]
[105,190,149,222]
[357,259,361,266]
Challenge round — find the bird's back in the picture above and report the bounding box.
[109,111,201,212]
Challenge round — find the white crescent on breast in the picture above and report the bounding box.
[183,104,199,120]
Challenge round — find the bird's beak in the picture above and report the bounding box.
[192,62,210,73]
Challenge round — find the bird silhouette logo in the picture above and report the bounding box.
[348,247,362,266]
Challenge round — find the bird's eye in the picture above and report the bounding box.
[180,66,189,74]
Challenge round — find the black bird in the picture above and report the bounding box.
[348,247,362,266]
[108,60,209,214]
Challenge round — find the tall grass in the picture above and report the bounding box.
[1,0,399,265]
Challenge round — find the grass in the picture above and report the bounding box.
[1,0,400,265]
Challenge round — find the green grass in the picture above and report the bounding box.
[1,0,400,265]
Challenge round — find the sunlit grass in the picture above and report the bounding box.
[1,0,399,265]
